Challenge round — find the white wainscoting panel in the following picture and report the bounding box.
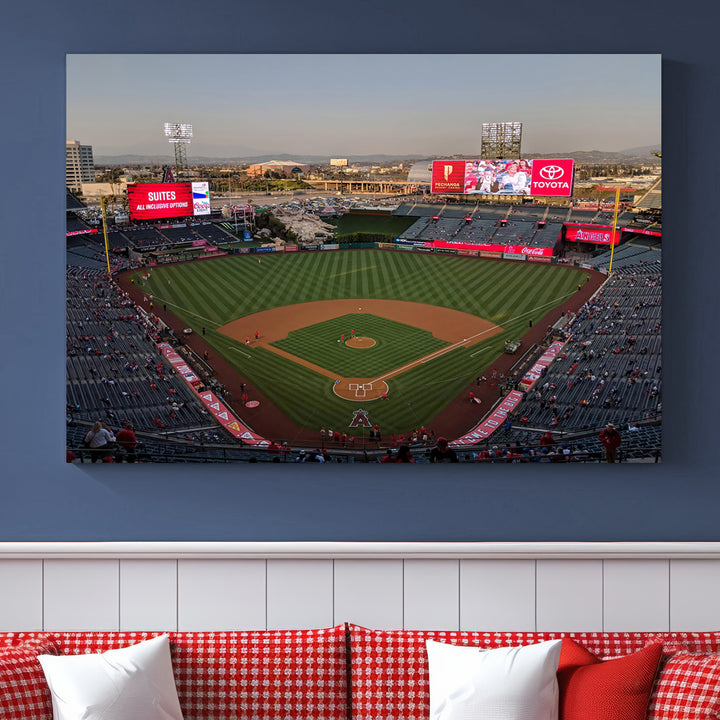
[536,560,603,631]
[0,560,43,631]
[177,559,266,631]
[403,559,459,630]
[670,560,720,631]
[119,560,177,631]
[603,560,669,631]
[460,559,536,631]
[2,544,720,634]
[266,559,334,629]
[43,560,120,631]
[334,559,403,629]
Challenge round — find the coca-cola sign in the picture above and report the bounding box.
[429,239,553,257]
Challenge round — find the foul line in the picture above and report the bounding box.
[144,295,221,329]
[369,290,575,384]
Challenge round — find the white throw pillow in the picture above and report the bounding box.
[426,638,562,720]
[38,634,184,720]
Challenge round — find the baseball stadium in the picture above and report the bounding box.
[66,152,662,464]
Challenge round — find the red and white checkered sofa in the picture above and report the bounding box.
[2,624,720,719]
[347,625,720,720]
[0,626,349,720]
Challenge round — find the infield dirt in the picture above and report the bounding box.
[217,299,503,400]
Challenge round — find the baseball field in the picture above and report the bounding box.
[131,249,587,436]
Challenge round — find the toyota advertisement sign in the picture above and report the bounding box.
[128,182,211,221]
[528,159,574,197]
[431,158,574,197]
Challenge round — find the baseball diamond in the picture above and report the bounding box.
[122,249,590,438]
[218,300,503,401]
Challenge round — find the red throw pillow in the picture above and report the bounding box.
[557,638,663,720]
[0,634,60,720]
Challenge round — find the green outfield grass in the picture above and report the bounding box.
[272,313,449,378]
[330,213,417,238]
[134,249,586,435]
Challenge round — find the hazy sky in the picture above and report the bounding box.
[67,54,661,158]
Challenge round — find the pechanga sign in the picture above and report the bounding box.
[430,160,466,193]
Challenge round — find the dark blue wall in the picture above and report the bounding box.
[1,0,716,541]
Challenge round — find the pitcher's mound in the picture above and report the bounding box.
[346,336,376,348]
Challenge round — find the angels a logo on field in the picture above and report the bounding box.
[349,409,372,428]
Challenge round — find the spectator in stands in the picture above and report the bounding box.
[429,437,458,463]
[116,422,138,462]
[395,445,415,463]
[539,430,555,448]
[84,421,116,462]
[598,423,622,463]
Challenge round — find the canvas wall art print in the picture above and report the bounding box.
[65,54,661,466]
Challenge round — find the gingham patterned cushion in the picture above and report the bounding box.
[647,632,720,654]
[0,627,348,720]
[648,653,720,720]
[347,626,652,720]
[0,634,60,720]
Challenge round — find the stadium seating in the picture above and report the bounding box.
[475,264,662,460]
[65,267,229,448]
[65,199,661,463]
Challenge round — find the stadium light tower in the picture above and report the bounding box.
[163,122,193,179]
[481,122,522,160]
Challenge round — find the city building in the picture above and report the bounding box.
[246,160,310,178]
[66,140,95,192]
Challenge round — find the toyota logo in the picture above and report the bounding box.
[539,165,565,180]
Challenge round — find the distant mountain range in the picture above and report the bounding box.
[95,145,661,166]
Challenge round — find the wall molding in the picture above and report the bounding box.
[3,541,720,560]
